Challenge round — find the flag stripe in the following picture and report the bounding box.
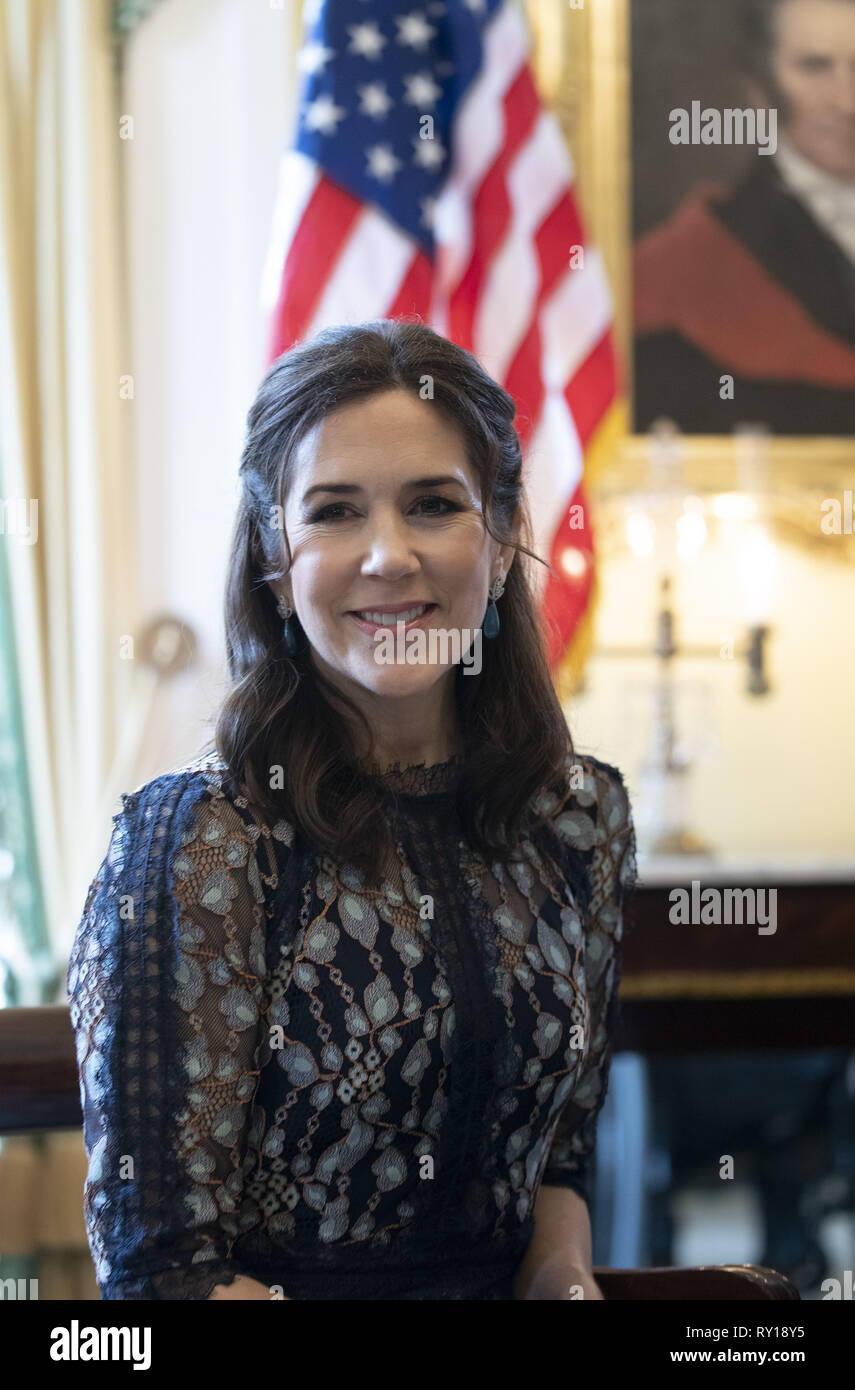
[387,248,434,321]
[524,389,583,558]
[260,151,320,314]
[474,113,575,384]
[565,329,620,450]
[306,205,419,337]
[501,192,587,446]
[268,175,362,351]
[447,64,540,351]
[432,2,530,297]
[539,248,614,391]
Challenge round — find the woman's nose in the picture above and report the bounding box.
[358,513,419,577]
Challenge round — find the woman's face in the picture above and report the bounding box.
[272,388,513,707]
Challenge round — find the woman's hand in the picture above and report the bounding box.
[513,1257,604,1300]
[560,1265,605,1301]
[512,1186,605,1299]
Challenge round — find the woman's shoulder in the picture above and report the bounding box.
[122,748,294,836]
[123,745,233,806]
[532,750,633,842]
[74,751,299,958]
[529,750,637,923]
[102,749,297,897]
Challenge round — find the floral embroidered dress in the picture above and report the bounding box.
[67,748,636,1300]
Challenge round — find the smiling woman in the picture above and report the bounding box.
[218,319,574,878]
[68,319,636,1301]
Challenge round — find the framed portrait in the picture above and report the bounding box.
[526,0,855,501]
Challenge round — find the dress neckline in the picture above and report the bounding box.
[369,754,461,800]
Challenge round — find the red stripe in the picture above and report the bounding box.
[498,190,578,440]
[504,323,543,449]
[502,189,584,443]
[541,480,595,669]
[537,190,584,296]
[386,249,434,320]
[513,218,612,666]
[447,64,539,351]
[266,176,362,362]
[564,330,618,450]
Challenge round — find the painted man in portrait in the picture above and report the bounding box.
[634,0,855,435]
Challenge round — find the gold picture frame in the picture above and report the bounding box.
[525,0,855,511]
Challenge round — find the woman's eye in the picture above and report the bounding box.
[414,496,458,515]
[309,496,459,523]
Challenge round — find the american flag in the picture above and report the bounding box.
[262,0,620,688]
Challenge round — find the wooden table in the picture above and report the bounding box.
[616,856,855,1052]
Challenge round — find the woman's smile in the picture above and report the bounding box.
[347,602,438,636]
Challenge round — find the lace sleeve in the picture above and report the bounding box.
[67,772,275,1299]
[539,756,637,1205]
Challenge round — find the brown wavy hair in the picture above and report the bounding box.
[208,319,575,880]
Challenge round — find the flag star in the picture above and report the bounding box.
[394,11,437,50]
[366,144,403,182]
[304,94,347,135]
[358,82,393,118]
[412,134,446,170]
[348,22,387,59]
[462,0,486,12]
[402,72,443,107]
[298,40,335,75]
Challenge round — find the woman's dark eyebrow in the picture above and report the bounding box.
[301,475,466,504]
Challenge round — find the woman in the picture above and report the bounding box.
[68,320,636,1301]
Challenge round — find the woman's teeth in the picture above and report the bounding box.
[354,605,430,624]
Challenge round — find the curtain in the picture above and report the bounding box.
[118,0,301,780]
[0,524,50,1006]
[0,0,135,969]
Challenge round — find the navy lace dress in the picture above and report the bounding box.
[67,748,636,1300]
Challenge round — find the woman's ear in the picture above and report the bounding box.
[497,528,519,580]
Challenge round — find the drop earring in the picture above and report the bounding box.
[276,593,299,657]
[482,572,505,639]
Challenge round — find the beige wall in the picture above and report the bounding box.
[568,527,855,858]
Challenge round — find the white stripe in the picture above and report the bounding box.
[260,150,320,312]
[523,393,583,604]
[474,113,573,383]
[305,204,418,333]
[525,252,612,569]
[539,248,613,390]
[431,1,529,298]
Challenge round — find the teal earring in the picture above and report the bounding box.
[276,593,299,657]
[482,572,506,639]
